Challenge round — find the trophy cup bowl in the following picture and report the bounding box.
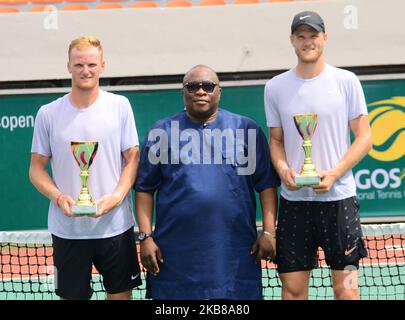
[293,114,320,186]
[71,141,98,214]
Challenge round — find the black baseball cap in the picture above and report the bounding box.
[291,11,325,34]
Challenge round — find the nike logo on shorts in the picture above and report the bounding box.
[344,246,357,256]
[131,273,140,280]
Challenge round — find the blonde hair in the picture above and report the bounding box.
[68,36,103,61]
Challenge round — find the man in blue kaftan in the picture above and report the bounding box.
[135,65,279,300]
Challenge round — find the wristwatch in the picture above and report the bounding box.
[137,232,153,242]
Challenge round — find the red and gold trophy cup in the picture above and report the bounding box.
[293,114,321,186]
[71,141,98,214]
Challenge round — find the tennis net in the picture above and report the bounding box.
[1,223,404,300]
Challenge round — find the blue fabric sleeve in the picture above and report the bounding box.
[253,126,280,192]
[134,132,162,192]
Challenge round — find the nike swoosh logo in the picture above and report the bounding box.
[299,15,311,20]
[131,273,140,280]
[344,246,357,256]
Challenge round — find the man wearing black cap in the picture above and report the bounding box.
[264,11,372,299]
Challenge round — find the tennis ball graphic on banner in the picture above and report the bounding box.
[367,97,405,163]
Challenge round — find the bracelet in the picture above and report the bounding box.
[263,230,276,238]
[55,194,63,208]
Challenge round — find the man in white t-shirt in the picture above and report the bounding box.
[29,36,141,300]
[264,12,372,300]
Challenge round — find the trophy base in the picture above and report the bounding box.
[72,205,97,215]
[295,175,321,186]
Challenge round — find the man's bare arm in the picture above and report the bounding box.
[269,127,299,190]
[95,146,139,216]
[29,153,75,216]
[312,115,372,193]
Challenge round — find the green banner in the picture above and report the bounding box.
[0,79,404,231]
[354,79,405,217]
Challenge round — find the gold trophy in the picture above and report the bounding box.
[71,141,98,214]
[293,114,321,186]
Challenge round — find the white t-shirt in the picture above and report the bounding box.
[264,65,368,201]
[31,90,139,239]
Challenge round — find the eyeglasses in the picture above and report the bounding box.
[183,81,218,93]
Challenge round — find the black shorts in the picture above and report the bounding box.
[52,227,142,300]
[276,196,367,273]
